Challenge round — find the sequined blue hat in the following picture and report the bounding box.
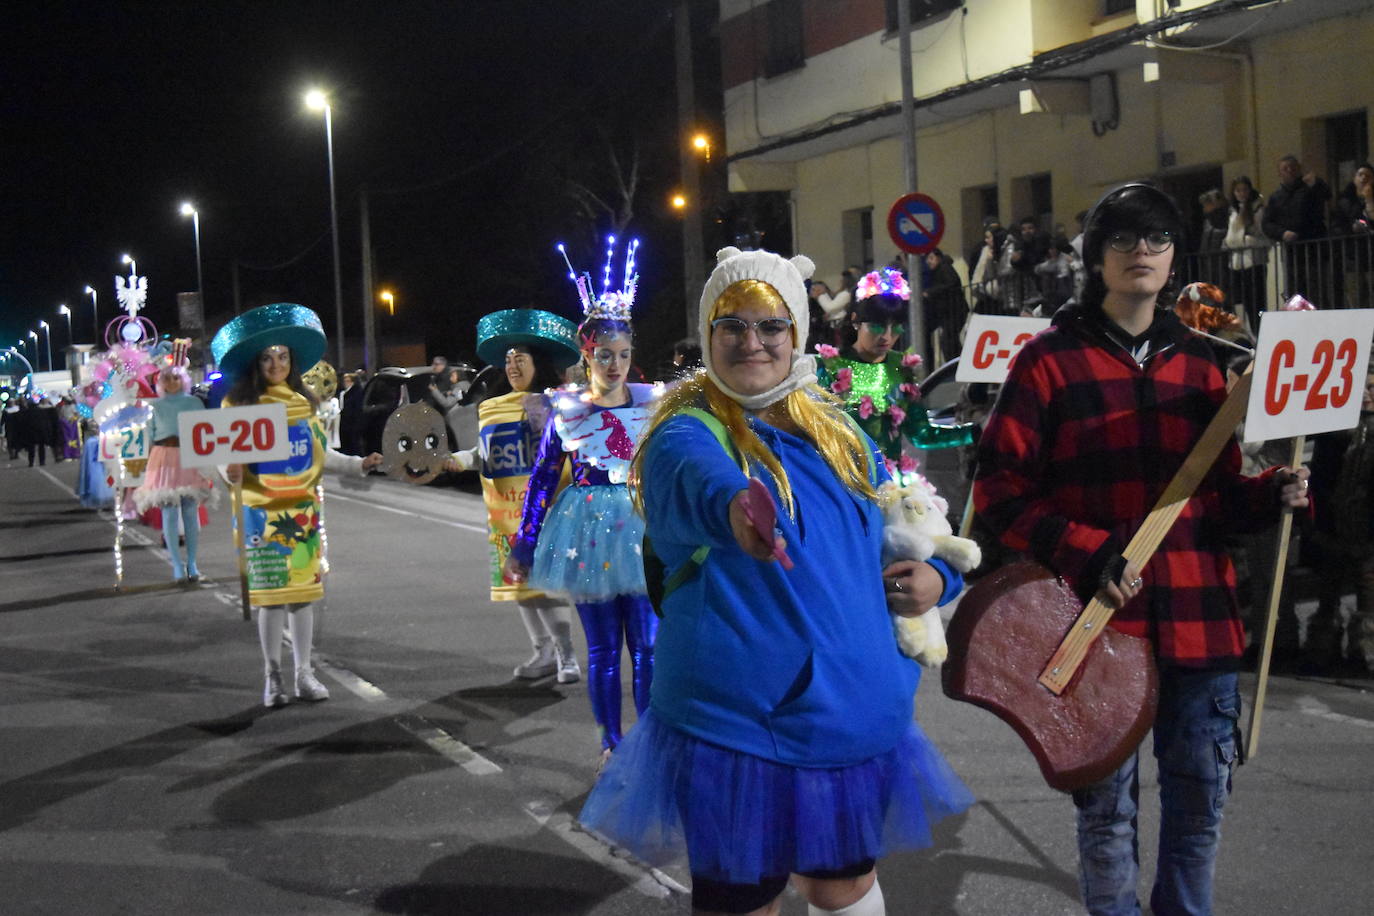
[210,303,327,382]
[476,309,580,370]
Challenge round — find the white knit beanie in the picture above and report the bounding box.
[699,247,818,410]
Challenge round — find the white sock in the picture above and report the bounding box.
[288,602,316,673]
[535,603,575,655]
[257,605,286,673]
[516,602,551,646]
[808,878,884,916]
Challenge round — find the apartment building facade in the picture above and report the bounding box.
[718,0,1374,287]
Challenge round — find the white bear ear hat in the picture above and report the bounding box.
[698,246,819,410]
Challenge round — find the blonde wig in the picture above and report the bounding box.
[631,279,877,516]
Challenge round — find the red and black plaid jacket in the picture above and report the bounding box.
[974,305,1282,668]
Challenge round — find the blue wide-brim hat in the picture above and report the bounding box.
[476,309,580,369]
[211,303,327,382]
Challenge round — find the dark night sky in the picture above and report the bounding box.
[1,0,715,371]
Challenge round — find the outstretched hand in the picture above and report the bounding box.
[361,452,384,472]
[729,490,784,561]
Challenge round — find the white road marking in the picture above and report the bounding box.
[524,801,689,898]
[326,490,487,533]
[315,658,388,702]
[396,715,503,776]
[1297,696,1374,730]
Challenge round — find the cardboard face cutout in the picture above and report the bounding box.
[301,360,338,402]
[381,403,448,484]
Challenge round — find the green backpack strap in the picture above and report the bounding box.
[644,408,742,611]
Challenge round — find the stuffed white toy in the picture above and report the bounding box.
[879,476,982,667]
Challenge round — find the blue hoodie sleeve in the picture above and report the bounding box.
[641,415,750,550]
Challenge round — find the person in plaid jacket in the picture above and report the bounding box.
[974,183,1311,916]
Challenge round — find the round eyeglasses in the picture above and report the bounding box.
[1107,229,1174,254]
[710,316,794,346]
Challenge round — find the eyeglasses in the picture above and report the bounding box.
[863,321,906,337]
[1107,229,1174,254]
[710,316,794,346]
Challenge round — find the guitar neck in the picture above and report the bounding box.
[1039,365,1254,695]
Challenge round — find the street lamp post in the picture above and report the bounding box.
[39,320,52,372]
[27,331,39,371]
[379,289,394,316]
[180,202,204,297]
[58,305,71,345]
[122,253,137,277]
[306,88,346,371]
[84,286,98,343]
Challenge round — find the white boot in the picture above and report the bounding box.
[294,667,331,702]
[263,666,289,708]
[514,637,557,678]
[555,640,581,684]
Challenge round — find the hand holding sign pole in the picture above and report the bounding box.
[179,404,290,620]
[1244,306,1374,756]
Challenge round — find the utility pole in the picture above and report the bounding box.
[897,0,928,367]
[674,0,705,339]
[360,186,378,373]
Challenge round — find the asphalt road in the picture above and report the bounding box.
[2,456,1372,915]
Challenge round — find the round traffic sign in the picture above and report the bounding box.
[887,192,945,255]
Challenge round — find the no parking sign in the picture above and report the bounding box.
[887,192,945,256]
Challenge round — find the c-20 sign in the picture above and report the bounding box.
[177,403,291,468]
[1245,309,1374,442]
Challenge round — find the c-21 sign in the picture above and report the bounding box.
[955,315,1052,384]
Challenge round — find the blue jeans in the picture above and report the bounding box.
[1072,669,1241,916]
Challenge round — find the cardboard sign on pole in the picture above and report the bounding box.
[955,315,1052,384]
[1245,309,1374,442]
[178,403,290,468]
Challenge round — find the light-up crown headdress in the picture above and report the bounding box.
[557,234,640,322]
[855,267,911,302]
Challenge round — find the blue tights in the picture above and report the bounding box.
[160,496,200,580]
[575,593,658,750]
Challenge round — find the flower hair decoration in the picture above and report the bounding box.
[557,235,640,322]
[855,267,911,302]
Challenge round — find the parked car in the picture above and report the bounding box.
[360,364,479,460]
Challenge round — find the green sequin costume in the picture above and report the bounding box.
[815,348,974,460]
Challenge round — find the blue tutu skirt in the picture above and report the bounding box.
[579,710,975,884]
[529,484,646,602]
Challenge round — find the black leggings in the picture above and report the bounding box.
[690,859,875,914]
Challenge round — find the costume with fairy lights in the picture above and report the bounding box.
[132,341,217,582]
[509,238,661,752]
[580,248,972,914]
[212,303,374,709]
[815,267,974,463]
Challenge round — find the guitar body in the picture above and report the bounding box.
[942,561,1160,792]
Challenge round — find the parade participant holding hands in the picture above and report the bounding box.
[133,360,217,582]
[211,304,382,708]
[504,240,661,760]
[449,309,583,683]
[974,184,1311,916]
[580,247,973,916]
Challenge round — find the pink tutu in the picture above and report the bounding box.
[132,444,218,513]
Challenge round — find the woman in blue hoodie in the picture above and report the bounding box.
[580,247,972,916]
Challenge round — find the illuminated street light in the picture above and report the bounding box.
[180,201,204,297]
[671,193,687,210]
[305,87,345,370]
[379,289,395,316]
[692,133,711,161]
[38,320,52,372]
[84,285,98,343]
[121,253,137,276]
[58,304,71,344]
[27,331,39,371]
